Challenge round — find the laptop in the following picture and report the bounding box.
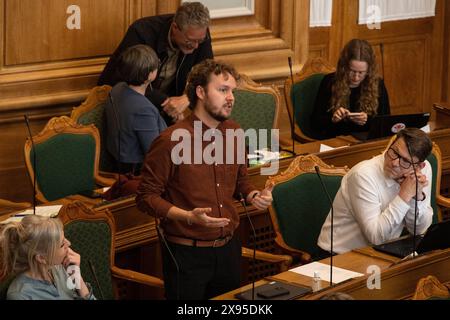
[373,220,450,258]
[351,112,430,141]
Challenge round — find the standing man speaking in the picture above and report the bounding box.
[136,60,273,299]
[99,2,213,124]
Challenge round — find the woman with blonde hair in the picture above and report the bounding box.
[311,39,390,139]
[0,215,94,300]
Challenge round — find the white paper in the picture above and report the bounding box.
[420,124,430,133]
[1,205,62,224]
[319,144,349,152]
[289,261,364,284]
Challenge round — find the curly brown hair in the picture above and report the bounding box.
[185,59,240,109]
[330,39,380,116]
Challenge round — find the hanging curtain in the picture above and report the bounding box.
[310,0,333,27]
[358,0,436,25]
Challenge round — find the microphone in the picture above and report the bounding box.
[108,93,123,196]
[314,166,333,286]
[405,140,419,258]
[24,115,36,215]
[155,222,180,300]
[88,260,104,300]
[239,192,256,300]
[286,57,296,157]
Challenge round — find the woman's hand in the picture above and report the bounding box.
[347,112,368,126]
[331,107,350,123]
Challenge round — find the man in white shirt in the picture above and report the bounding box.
[318,128,433,254]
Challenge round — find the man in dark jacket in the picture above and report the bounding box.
[98,2,213,125]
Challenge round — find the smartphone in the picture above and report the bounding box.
[257,286,290,299]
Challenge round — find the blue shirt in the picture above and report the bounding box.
[7,265,95,300]
[105,82,167,164]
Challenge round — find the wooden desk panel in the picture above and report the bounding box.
[214,248,450,300]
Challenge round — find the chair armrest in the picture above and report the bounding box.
[0,199,31,210]
[274,238,312,264]
[437,194,450,209]
[242,246,293,271]
[99,171,119,180]
[111,265,164,289]
[95,175,116,187]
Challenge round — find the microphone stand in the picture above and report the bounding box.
[314,166,333,286]
[155,221,180,300]
[240,193,256,300]
[406,141,419,258]
[285,57,296,158]
[109,93,123,197]
[88,260,104,300]
[24,115,36,215]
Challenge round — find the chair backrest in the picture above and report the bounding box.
[267,154,348,262]
[58,201,116,300]
[23,116,101,202]
[71,85,115,172]
[0,276,14,300]
[230,74,281,149]
[284,57,335,142]
[427,143,443,224]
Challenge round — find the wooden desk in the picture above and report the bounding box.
[214,248,450,300]
[433,102,450,130]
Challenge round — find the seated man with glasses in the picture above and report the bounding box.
[311,39,391,139]
[317,128,433,254]
[98,2,213,125]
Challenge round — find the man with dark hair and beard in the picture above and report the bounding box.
[136,59,273,300]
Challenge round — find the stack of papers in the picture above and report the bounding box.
[1,205,62,224]
[289,262,364,284]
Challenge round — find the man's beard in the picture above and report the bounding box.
[205,101,232,122]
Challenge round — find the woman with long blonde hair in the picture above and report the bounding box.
[0,215,94,300]
[311,39,390,139]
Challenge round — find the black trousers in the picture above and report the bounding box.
[160,234,242,300]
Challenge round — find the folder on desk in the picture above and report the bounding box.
[234,281,312,300]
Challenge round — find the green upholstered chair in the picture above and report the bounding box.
[425,142,450,224]
[284,57,335,142]
[71,85,115,173]
[23,116,114,203]
[267,154,348,263]
[58,201,164,300]
[230,74,281,150]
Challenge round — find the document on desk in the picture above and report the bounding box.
[319,144,349,152]
[289,262,364,284]
[1,205,62,224]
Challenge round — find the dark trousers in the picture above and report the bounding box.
[160,234,242,300]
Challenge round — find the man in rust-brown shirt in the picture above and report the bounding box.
[136,60,273,299]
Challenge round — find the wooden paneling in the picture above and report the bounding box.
[381,39,426,114]
[5,0,126,65]
[307,0,446,116]
[211,0,309,81]
[0,0,309,201]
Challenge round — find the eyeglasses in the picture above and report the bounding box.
[176,24,209,48]
[348,68,368,77]
[386,147,420,169]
